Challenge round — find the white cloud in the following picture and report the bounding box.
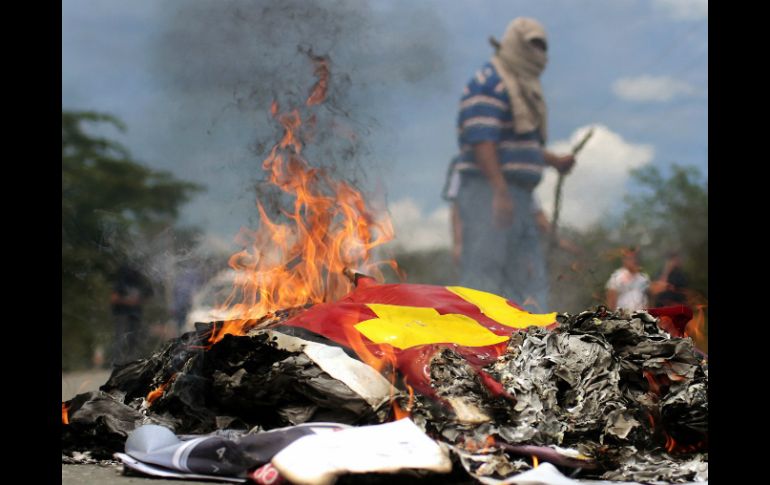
[612,75,697,102]
[388,198,451,251]
[653,0,708,20]
[536,125,654,230]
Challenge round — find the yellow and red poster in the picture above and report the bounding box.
[278,281,557,397]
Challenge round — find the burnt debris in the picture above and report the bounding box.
[63,307,707,483]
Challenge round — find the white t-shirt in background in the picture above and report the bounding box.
[606,268,650,311]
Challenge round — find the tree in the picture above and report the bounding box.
[62,111,203,370]
[545,164,707,314]
[621,164,708,300]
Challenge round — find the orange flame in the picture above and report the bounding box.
[532,455,539,468]
[392,401,409,420]
[339,313,414,420]
[643,370,661,395]
[146,374,177,406]
[393,377,415,420]
[664,433,676,453]
[405,380,415,409]
[341,314,397,375]
[647,403,706,454]
[485,435,496,447]
[463,435,497,453]
[463,437,483,452]
[306,55,329,106]
[209,97,394,343]
[663,431,705,454]
[684,303,708,354]
[62,403,69,425]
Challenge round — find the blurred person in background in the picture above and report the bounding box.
[605,247,650,311]
[110,263,154,365]
[648,249,691,338]
[443,17,575,312]
[649,250,689,307]
[171,262,204,335]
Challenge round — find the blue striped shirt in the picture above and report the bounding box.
[456,62,546,189]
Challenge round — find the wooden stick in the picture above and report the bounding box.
[549,127,594,254]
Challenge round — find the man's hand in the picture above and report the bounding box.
[552,154,576,174]
[544,151,576,174]
[492,190,515,228]
[649,280,672,295]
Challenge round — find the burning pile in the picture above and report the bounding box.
[62,291,708,483]
[412,308,708,482]
[62,56,707,483]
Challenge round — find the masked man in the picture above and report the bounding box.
[443,18,575,312]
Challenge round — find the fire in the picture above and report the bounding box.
[393,377,415,420]
[461,435,497,453]
[663,431,706,454]
[405,380,415,408]
[341,319,411,420]
[643,370,661,395]
[664,433,676,453]
[341,315,397,375]
[392,400,409,420]
[643,386,706,454]
[684,303,708,354]
[306,55,329,107]
[146,374,177,406]
[209,59,395,344]
[62,403,69,425]
[532,455,539,468]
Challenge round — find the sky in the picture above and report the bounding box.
[62,0,708,253]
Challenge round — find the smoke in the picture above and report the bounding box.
[150,0,448,187]
[105,0,449,287]
[153,1,365,105]
[153,1,446,97]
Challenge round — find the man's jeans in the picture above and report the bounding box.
[457,176,549,313]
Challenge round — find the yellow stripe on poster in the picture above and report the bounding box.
[354,304,509,350]
[446,286,556,329]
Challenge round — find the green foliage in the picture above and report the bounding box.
[621,164,708,299]
[62,111,204,370]
[548,164,707,312]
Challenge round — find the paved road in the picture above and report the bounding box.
[62,369,214,484]
[62,369,112,401]
[62,464,217,485]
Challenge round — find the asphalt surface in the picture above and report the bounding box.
[62,369,112,401]
[62,463,219,485]
[62,369,216,485]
